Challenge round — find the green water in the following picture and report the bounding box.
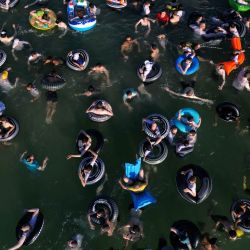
[1,0,250,249]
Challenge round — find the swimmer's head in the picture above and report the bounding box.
[130,225,140,234]
[89,3,94,8]
[125,35,132,41]
[73,53,80,61]
[26,83,34,91]
[199,22,206,30]
[143,15,148,20]
[151,122,158,131]
[1,70,8,80]
[87,85,95,92]
[186,88,194,96]
[27,154,35,162]
[126,90,133,97]
[188,175,196,184]
[83,164,93,172]
[68,240,78,248]
[0,30,7,38]
[160,11,167,16]
[228,230,237,240]
[95,62,102,67]
[189,130,196,136]
[96,100,104,109]
[151,43,157,50]
[170,125,178,135]
[185,58,192,65]
[96,208,105,218]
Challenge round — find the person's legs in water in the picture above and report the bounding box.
[46,101,57,124]
[138,83,151,98]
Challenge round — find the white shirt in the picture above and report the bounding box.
[143,5,150,15]
[233,68,250,91]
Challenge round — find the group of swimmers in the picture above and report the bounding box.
[1,0,250,249]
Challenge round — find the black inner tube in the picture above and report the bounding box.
[216,102,240,122]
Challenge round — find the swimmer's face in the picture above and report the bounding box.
[172,128,178,135]
[126,37,132,41]
[186,59,192,65]
[200,23,206,30]
[28,155,35,161]
[161,11,166,16]
[151,123,157,131]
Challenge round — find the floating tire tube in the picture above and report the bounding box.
[0,0,19,9]
[176,164,212,204]
[231,199,250,233]
[78,157,105,185]
[176,144,194,158]
[0,50,7,67]
[88,196,119,225]
[41,73,66,91]
[66,49,89,71]
[202,28,227,42]
[76,129,104,154]
[16,211,44,246]
[138,139,168,165]
[87,100,113,122]
[171,108,200,133]
[229,0,250,12]
[175,56,199,75]
[143,114,170,139]
[170,220,201,250]
[216,102,240,122]
[137,62,162,84]
[106,0,127,9]
[130,190,157,210]
[0,116,19,142]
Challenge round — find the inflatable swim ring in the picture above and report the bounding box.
[16,211,44,246]
[67,0,96,32]
[0,0,19,10]
[137,62,162,84]
[143,114,170,139]
[88,196,119,225]
[171,108,200,133]
[231,199,250,233]
[0,50,7,67]
[216,102,240,122]
[138,139,168,165]
[106,0,127,9]
[41,73,66,91]
[176,164,212,204]
[66,49,89,71]
[0,116,19,142]
[87,100,113,122]
[78,157,105,185]
[176,56,199,75]
[170,220,201,250]
[229,0,250,12]
[29,8,57,31]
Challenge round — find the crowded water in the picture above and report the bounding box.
[1,0,250,249]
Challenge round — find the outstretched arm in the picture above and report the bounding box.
[163,86,185,97]
[8,235,26,250]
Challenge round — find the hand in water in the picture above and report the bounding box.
[218,85,223,90]
[66,155,72,160]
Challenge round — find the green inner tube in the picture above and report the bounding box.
[229,0,250,12]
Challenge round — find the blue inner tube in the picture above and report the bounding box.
[171,108,200,133]
[231,199,250,233]
[175,56,199,75]
[16,211,44,246]
[176,164,212,204]
[216,102,240,122]
[170,220,201,250]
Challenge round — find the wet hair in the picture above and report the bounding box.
[187,116,194,122]
[186,89,194,96]
[96,101,103,109]
[235,206,244,215]
[243,70,250,78]
[26,83,34,88]
[84,164,93,172]
[170,125,177,130]
[130,225,140,234]
[68,239,78,247]
[96,208,105,216]
[143,15,149,19]
[189,130,196,135]
[192,43,200,50]
[95,63,102,67]
[151,43,157,49]
[189,176,196,182]
[88,85,95,92]
[230,23,236,28]
[42,13,49,21]
[228,230,237,239]
[126,90,132,96]
[89,3,94,8]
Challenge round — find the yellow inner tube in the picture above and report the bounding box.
[29,8,57,31]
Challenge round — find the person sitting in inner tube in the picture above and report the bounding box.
[139,59,154,82]
[169,5,184,24]
[170,227,192,250]
[177,57,193,75]
[0,117,15,139]
[176,140,193,157]
[156,11,169,27]
[177,110,202,130]
[30,9,52,26]
[118,167,148,193]
[20,151,49,172]
[181,168,197,197]
[67,130,92,159]
[142,117,164,145]
[233,201,250,222]
[8,208,40,250]
[0,24,17,46]
[78,152,98,187]
[123,88,139,111]
[87,3,98,17]
[229,23,240,38]
[72,52,85,70]
[86,100,114,117]
[233,67,250,91]
[87,207,115,236]
[107,0,126,6]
